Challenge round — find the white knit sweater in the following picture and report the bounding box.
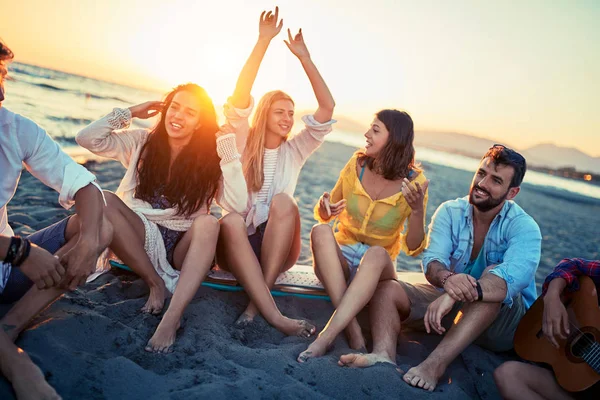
[77,108,247,292]
[223,97,336,235]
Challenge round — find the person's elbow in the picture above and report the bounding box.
[75,127,94,149]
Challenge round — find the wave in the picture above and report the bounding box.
[47,115,94,125]
[35,82,67,92]
[21,81,132,103]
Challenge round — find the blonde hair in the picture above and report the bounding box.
[244,90,294,192]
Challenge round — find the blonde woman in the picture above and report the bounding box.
[216,8,335,337]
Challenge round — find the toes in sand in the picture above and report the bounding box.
[337,352,395,368]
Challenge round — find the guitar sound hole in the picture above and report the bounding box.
[571,333,595,358]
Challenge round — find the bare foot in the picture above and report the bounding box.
[145,316,181,353]
[402,359,445,392]
[10,358,61,400]
[278,317,316,338]
[338,352,395,368]
[234,312,255,328]
[140,282,166,315]
[297,336,331,363]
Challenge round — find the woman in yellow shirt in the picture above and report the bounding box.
[298,109,429,362]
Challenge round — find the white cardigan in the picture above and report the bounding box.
[77,108,247,292]
[223,98,335,235]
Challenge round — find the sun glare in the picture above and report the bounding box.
[123,3,250,103]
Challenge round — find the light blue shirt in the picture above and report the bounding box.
[421,196,542,308]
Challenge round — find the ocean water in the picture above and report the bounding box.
[4,62,600,203]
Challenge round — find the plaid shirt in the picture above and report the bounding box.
[542,258,600,295]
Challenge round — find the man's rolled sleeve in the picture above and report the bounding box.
[20,121,99,210]
[489,216,542,307]
[421,202,454,274]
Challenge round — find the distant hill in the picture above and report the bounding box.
[295,112,600,174]
[520,144,600,174]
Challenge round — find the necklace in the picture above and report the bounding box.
[369,175,397,200]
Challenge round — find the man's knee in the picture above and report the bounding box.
[373,280,404,303]
[372,280,411,317]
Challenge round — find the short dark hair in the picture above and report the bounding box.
[0,38,14,83]
[483,144,527,188]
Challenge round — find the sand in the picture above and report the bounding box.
[2,141,599,399]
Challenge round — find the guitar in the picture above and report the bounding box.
[514,276,600,392]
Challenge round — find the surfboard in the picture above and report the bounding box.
[108,261,428,302]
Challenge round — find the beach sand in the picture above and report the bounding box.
[2,141,599,399]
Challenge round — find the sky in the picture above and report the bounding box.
[2,0,599,156]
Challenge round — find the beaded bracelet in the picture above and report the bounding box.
[4,236,22,264]
[441,271,456,287]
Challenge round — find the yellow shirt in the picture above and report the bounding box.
[314,152,428,260]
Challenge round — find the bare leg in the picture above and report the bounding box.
[494,361,574,400]
[102,191,166,314]
[403,300,502,391]
[145,215,220,353]
[0,330,61,400]
[338,280,411,367]
[310,223,364,350]
[216,213,315,337]
[299,246,397,362]
[0,214,112,341]
[242,194,301,321]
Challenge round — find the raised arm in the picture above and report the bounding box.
[76,101,161,166]
[284,28,335,123]
[230,7,283,109]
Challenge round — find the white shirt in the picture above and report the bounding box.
[0,106,98,237]
[256,147,279,204]
[223,97,336,235]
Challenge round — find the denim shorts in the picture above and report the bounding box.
[0,216,71,304]
[247,221,268,262]
[339,242,398,283]
[339,242,371,283]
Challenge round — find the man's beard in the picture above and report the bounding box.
[469,184,509,212]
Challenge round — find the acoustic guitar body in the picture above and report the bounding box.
[514,276,600,393]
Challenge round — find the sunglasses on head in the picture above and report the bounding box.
[490,143,526,164]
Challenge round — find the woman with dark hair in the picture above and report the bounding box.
[298,109,429,362]
[76,83,247,353]
[215,7,335,337]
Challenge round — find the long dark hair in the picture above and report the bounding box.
[135,83,221,216]
[359,109,420,180]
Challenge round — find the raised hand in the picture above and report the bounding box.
[258,7,283,41]
[542,294,570,348]
[424,293,456,335]
[443,273,478,302]
[318,192,346,219]
[128,101,163,120]
[19,244,65,290]
[402,179,429,212]
[284,28,310,59]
